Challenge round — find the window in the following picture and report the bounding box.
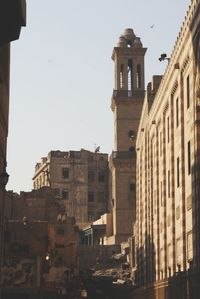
[88,191,94,202]
[136,64,141,88]
[187,75,190,108]
[168,170,170,198]
[167,116,170,143]
[177,157,180,187]
[130,183,135,192]
[88,171,95,182]
[176,98,179,127]
[127,59,133,91]
[128,130,135,140]
[176,238,182,266]
[187,232,193,261]
[120,64,124,88]
[188,141,191,175]
[98,173,105,183]
[62,167,69,179]
[62,190,69,200]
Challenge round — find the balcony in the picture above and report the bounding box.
[112,151,136,160]
[112,89,145,99]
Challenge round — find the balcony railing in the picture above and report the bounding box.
[112,89,145,98]
[112,151,136,159]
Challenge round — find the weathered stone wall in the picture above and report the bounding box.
[78,244,120,271]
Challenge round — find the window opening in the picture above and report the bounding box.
[120,64,124,89]
[187,75,190,108]
[188,141,191,175]
[136,64,141,88]
[127,59,133,92]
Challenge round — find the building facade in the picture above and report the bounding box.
[4,188,79,297]
[133,0,200,298]
[0,1,26,296]
[108,28,146,244]
[33,149,109,228]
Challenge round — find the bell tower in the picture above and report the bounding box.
[109,28,146,244]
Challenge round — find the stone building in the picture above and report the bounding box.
[133,0,200,298]
[2,220,49,298]
[4,188,79,297]
[0,1,26,296]
[33,149,109,228]
[108,28,146,244]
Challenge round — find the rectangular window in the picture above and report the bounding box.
[62,190,69,200]
[187,232,193,261]
[88,191,94,202]
[167,117,170,143]
[187,75,190,108]
[88,171,95,182]
[176,238,181,266]
[177,157,180,187]
[188,141,191,175]
[176,98,179,127]
[130,183,135,192]
[98,172,105,182]
[168,170,170,198]
[62,167,69,179]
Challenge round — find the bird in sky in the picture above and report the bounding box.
[150,24,155,29]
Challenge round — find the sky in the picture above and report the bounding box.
[7,0,191,192]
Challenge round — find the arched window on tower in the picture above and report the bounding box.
[136,64,141,88]
[127,59,133,93]
[127,40,132,48]
[120,64,124,89]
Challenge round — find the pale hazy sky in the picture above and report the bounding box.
[7,0,190,192]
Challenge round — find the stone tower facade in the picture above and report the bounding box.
[109,28,146,244]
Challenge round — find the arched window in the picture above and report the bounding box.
[127,59,133,91]
[127,40,132,48]
[120,64,124,88]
